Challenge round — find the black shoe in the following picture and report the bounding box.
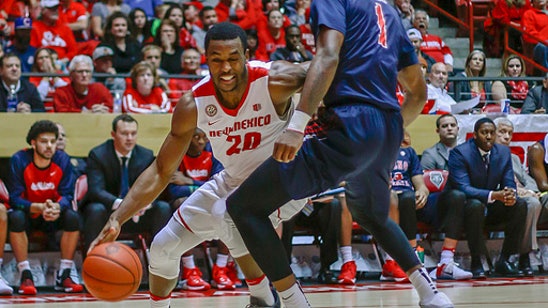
[317,268,336,284]
[495,259,523,277]
[519,254,534,277]
[471,257,486,279]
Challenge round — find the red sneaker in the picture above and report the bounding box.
[226,261,243,287]
[211,265,235,290]
[380,260,410,283]
[182,267,211,291]
[337,261,357,285]
[18,270,37,295]
[55,268,84,293]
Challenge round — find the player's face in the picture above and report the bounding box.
[437,116,458,144]
[474,123,496,152]
[206,38,248,94]
[112,121,138,155]
[189,129,208,155]
[506,58,522,77]
[32,132,57,160]
[495,124,513,146]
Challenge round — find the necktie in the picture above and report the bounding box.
[482,153,489,171]
[120,156,129,198]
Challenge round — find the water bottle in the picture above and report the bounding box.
[7,84,17,112]
[500,98,510,115]
[113,91,122,113]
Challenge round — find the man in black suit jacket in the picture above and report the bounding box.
[447,117,527,278]
[83,114,171,252]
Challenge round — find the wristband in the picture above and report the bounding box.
[287,110,311,133]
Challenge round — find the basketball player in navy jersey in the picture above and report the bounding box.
[226,1,454,307]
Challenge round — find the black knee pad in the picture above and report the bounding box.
[8,210,27,232]
[62,208,81,231]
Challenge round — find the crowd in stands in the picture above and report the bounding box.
[2,0,548,297]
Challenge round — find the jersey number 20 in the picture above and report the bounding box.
[226,132,261,155]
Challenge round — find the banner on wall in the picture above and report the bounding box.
[455,115,548,167]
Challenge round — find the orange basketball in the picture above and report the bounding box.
[82,242,143,302]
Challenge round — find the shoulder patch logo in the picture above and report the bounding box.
[253,104,261,112]
[206,104,217,117]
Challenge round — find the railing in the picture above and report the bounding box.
[503,24,548,74]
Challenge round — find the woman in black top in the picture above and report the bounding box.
[153,19,184,75]
[100,11,141,73]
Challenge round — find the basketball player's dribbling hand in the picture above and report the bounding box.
[88,215,122,254]
[273,129,304,163]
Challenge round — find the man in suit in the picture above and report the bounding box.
[421,114,459,170]
[83,114,171,253]
[520,72,548,114]
[448,117,527,278]
[494,117,539,276]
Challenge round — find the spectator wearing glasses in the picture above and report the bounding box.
[53,55,113,113]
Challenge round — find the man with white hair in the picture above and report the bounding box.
[53,55,113,112]
[412,9,454,72]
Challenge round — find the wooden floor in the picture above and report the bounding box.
[4,276,548,307]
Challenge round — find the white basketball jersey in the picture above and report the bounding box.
[193,61,292,186]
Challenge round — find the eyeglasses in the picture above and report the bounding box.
[74,69,92,75]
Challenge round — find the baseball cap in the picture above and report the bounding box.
[14,17,32,30]
[41,0,60,8]
[407,28,423,41]
[93,46,114,61]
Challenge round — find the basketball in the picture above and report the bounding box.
[82,242,143,302]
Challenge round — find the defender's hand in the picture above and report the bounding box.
[273,129,304,163]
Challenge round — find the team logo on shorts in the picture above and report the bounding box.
[205,104,217,117]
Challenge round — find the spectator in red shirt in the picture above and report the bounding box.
[123,61,170,114]
[413,9,454,72]
[164,5,199,51]
[168,48,205,104]
[31,0,78,66]
[215,0,258,30]
[523,0,548,70]
[59,0,90,41]
[53,55,113,113]
[484,0,531,56]
[256,8,286,61]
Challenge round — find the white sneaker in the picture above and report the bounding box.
[433,262,472,280]
[419,292,454,308]
[0,273,13,295]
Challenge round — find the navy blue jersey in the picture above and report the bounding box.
[310,0,417,109]
[391,146,423,192]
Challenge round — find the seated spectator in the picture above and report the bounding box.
[31,0,78,65]
[53,55,113,113]
[522,0,548,73]
[129,8,153,47]
[495,117,539,276]
[521,72,548,113]
[29,48,70,102]
[3,17,36,73]
[407,28,436,72]
[154,19,184,75]
[286,0,310,26]
[92,45,126,92]
[256,8,286,61]
[182,2,205,53]
[99,11,141,73]
[270,25,313,62]
[90,0,131,39]
[123,61,170,114]
[7,120,83,295]
[168,48,205,104]
[394,0,414,30]
[164,4,198,51]
[215,0,258,30]
[141,44,169,90]
[193,5,219,51]
[83,114,171,253]
[412,9,454,72]
[0,53,44,113]
[246,29,260,60]
[256,0,291,31]
[484,0,531,57]
[492,54,530,109]
[449,49,492,104]
[59,0,90,42]
[449,118,527,278]
[427,62,458,114]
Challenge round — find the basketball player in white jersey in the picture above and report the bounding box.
[89,22,310,308]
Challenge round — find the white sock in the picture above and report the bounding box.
[216,254,229,268]
[279,282,310,308]
[182,255,195,269]
[17,260,31,273]
[246,275,274,306]
[340,246,353,264]
[150,292,171,308]
[440,249,454,265]
[60,259,74,271]
[409,267,439,303]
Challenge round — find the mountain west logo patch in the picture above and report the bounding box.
[205,104,217,117]
[428,171,444,190]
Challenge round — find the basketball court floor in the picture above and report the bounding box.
[3,276,548,307]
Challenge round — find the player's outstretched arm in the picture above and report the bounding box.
[268,60,309,115]
[88,92,198,252]
[273,27,343,163]
[398,63,427,127]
